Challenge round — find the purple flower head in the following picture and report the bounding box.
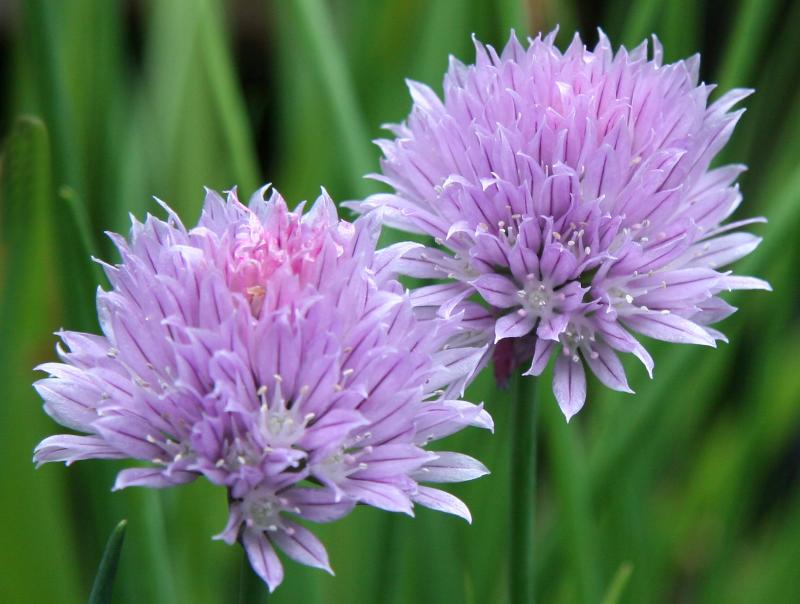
[33,186,492,591]
[351,30,770,420]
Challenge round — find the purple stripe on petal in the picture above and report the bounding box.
[524,337,556,377]
[34,434,127,466]
[689,232,761,268]
[495,311,536,342]
[113,467,196,490]
[343,479,414,515]
[289,488,356,523]
[243,530,284,593]
[412,451,489,483]
[582,342,633,393]
[720,275,772,291]
[553,354,586,422]
[412,486,471,523]
[472,274,520,308]
[622,311,716,346]
[536,314,569,341]
[271,521,332,574]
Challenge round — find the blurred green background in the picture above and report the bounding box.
[1,0,798,602]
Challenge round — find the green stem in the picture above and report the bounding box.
[510,376,538,603]
[140,490,177,604]
[543,392,600,604]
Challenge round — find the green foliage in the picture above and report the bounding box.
[0,1,797,602]
[88,520,128,604]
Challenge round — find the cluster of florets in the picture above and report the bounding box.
[353,30,769,419]
[34,188,491,590]
[33,29,769,592]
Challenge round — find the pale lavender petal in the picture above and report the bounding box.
[536,314,570,341]
[412,452,489,483]
[412,486,472,523]
[630,268,720,307]
[34,376,100,432]
[93,415,165,460]
[290,488,356,523]
[298,409,368,452]
[622,312,716,346]
[689,233,762,268]
[113,467,196,491]
[243,530,284,593]
[540,243,578,286]
[472,274,520,308]
[720,275,772,291]
[583,343,633,393]
[343,480,414,515]
[34,434,127,466]
[553,355,587,421]
[213,507,244,545]
[495,311,536,342]
[524,338,555,377]
[271,521,333,574]
[413,400,493,444]
[355,444,434,480]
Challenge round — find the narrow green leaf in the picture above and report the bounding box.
[279,0,376,197]
[19,2,98,331]
[717,0,782,91]
[89,520,128,604]
[497,0,529,36]
[600,562,633,604]
[59,185,105,285]
[619,0,662,47]
[0,116,81,602]
[196,0,260,193]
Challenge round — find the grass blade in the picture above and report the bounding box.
[89,520,128,604]
[279,0,375,197]
[599,562,633,604]
[0,116,81,602]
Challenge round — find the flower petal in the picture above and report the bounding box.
[622,311,716,346]
[553,354,587,421]
[271,521,332,574]
[412,452,489,483]
[495,311,536,342]
[412,486,472,523]
[472,274,521,308]
[243,530,284,592]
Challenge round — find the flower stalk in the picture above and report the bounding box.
[510,376,538,603]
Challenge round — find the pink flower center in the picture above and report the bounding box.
[226,212,327,314]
